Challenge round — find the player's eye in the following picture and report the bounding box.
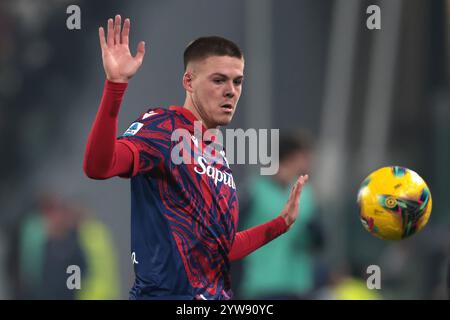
[234,79,243,85]
[213,78,225,84]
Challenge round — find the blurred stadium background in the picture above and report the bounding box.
[0,0,449,299]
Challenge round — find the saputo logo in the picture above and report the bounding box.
[193,156,236,190]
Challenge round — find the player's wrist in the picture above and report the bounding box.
[106,76,129,83]
[104,79,128,94]
[280,213,294,229]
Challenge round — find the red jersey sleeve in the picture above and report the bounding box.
[84,80,136,179]
[228,216,288,262]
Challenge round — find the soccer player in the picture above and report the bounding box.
[84,15,309,300]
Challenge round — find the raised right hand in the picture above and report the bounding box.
[99,15,146,83]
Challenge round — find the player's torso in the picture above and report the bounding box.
[129,107,238,299]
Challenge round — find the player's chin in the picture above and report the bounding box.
[216,115,234,126]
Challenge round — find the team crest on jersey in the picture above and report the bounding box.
[123,122,144,136]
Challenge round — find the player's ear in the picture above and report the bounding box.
[183,72,194,93]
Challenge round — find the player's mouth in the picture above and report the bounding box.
[220,103,234,113]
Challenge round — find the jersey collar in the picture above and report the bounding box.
[168,106,220,146]
[169,105,210,133]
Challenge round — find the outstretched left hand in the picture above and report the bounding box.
[279,174,309,229]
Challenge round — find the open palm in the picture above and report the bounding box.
[99,15,146,83]
[280,174,309,228]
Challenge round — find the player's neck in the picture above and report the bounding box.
[183,96,215,129]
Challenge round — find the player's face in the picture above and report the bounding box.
[187,55,244,128]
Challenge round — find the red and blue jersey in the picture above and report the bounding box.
[118,106,238,300]
[84,81,289,300]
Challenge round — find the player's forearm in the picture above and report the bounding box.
[83,80,130,179]
[228,216,288,262]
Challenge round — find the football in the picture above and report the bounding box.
[357,166,432,240]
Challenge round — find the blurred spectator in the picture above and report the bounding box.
[312,262,383,300]
[238,132,325,299]
[9,193,120,299]
[317,276,383,300]
[332,277,381,300]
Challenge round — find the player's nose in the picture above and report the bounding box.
[224,82,236,98]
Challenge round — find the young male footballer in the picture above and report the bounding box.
[84,15,308,300]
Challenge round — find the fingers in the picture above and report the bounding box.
[290,175,308,194]
[122,18,130,45]
[105,16,132,46]
[298,174,309,186]
[106,18,114,47]
[103,15,145,63]
[289,174,308,203]
[288,181,298,202]
[114,15,121,45]
[295,174,308,198]
[135,41,146,64]
[98,27,107,50]
[297,174,309,190]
